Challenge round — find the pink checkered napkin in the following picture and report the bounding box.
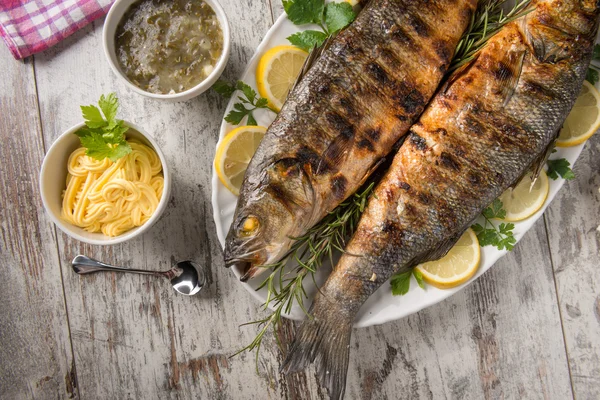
[0,0,113,60]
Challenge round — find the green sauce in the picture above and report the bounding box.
[115,0,223,94]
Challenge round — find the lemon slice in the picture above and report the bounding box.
[415,228,480,289]
[556,80,600,147]
[256,45,308,111]
[215,126,266,195]
[497,170,550,222]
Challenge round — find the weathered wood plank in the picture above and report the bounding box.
[0,51,77,398]
[544,135,600,400]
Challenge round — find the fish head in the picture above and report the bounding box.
[224,158,314,281]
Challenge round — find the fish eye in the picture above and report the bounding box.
[239,215,260,237]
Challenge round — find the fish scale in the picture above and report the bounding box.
[225,0,478,281]
[282,1,600,399]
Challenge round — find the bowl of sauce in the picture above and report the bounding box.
[103,0,230,101]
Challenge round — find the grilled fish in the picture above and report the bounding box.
[224,0,477,281]
[282,1,600,398]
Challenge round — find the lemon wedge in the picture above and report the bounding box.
[256,45,308,111]
[415,228,480,289]
[215,126,266,195]
[497,170,550,222]
[556,80,600,147]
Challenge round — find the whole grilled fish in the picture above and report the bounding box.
[282,1,600,398]
[224,0,477,280]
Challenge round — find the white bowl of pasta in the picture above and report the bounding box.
[40,122,171,245]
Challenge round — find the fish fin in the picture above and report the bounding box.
[528,135,558,183]
[316,131,354,174]
[240,265,261,282]
[281,300,352,400]
[441,53,480,93]
[412,229,466,265]
[290,34,337,94]
[497,50,526,108]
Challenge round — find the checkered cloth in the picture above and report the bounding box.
[0,0,113,59]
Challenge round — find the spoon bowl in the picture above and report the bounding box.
[71,255,206,296]
[170,261,203,295]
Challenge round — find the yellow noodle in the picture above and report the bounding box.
[61,140,164,237]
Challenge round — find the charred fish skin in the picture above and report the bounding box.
[225,0,478,280]
[282,1,600,399]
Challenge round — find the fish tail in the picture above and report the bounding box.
[281,300,352,400]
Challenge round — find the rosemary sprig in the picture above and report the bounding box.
[449,0,532,72]
[236,182,375,362]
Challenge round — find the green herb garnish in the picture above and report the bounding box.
[471,199,516,251]
[237,182,375,364]
[75,93,131,162]
[449,0,531,72]
[213,80,277,126]
[284,0,356,52]
[547,158,575,180]
[390,269,425,296]
[586,44,600,85]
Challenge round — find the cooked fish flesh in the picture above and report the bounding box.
[224,0,477,280]
[282,1,600,398]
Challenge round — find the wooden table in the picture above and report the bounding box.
[1,1,599,399]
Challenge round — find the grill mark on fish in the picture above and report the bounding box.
[390,26,417,48]
[494,61,514,81]
[406,12,429,36]
[366,128,381,141]
[398,89,426,114]
[438,152,461,171]
[398,181,411,190]
[296,145,329,175]
[331,174,348,200]
[323,52,420,126]
[409,132,428,151]
[357,138,375,152]
[520,79,556,100]
[434,39,453,65]
[367,62,389,84]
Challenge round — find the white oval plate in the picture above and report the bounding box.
[212,13,592,328]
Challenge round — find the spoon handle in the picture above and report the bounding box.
[72,255,161,276]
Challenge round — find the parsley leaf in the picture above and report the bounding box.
[586,68,599,85]
[98,93,119,127]
[76,93,131,162]
[390,271,412,296]
[482,198,506,220]
[471,199,516,251]
[212,80,236,98]
[80,105,106,129]
[547,158,575,180]
[284,0,356,51]
[287,30,328,52]
[324,2,355,34]
[215,80,276,126]
[390,268,427,296]
[283,0,324,25]
[413,269,425,290]
[75,129,131,162]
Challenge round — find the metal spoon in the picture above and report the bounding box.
[71,255,205,295]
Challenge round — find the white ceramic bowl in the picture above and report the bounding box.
[40,122,172,245]
[102,0,231,102]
